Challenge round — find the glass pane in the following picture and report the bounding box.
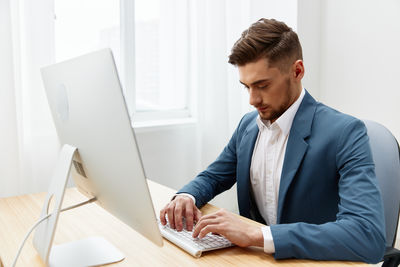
[135,0,188,111]
[54,0,189,114]
[55,0,120,69]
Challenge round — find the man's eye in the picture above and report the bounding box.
[257,84,268,89]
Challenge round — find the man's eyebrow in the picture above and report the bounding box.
[239,79,271,87]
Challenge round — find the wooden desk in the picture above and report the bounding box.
[0,180,369,266]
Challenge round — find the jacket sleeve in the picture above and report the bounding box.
[271,119,386,263]
[177,116,247,208]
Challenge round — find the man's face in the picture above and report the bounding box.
[238,58,301,122]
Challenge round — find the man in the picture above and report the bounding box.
[159,18,385,263]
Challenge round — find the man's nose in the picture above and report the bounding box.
[249,88,262,107]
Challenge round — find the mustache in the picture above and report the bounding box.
[255,105,269,109]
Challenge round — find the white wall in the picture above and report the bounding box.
[0,0,20,196]
[135,123,201,191]
[297,0,322,100]
[298,0,400,140]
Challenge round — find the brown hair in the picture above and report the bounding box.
[228,18,303,72]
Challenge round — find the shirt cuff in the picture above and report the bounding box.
[174,193,196,205]
[261,226,275,253]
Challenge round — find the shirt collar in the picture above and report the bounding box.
[256,88,305,136]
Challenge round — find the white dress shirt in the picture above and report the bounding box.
[250,88,305,253]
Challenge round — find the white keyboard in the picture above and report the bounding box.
[158,219,234,257]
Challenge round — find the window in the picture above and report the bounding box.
[54,0,120,67]
[54,0,192,123]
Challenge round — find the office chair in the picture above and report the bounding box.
[364,120,400,267]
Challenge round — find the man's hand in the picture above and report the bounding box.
[192,208,263,248]
[159,195,202,231]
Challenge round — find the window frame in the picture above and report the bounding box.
[120,0,193,125]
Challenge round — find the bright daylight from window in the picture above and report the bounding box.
[55,0,189,116]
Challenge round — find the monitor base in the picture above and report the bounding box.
[49,236,124,267]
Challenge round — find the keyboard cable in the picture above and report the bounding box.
[11,197,97,267]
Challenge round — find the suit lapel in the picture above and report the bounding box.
[237,121,258,219]
[277,91,317,223]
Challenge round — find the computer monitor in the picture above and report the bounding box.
[34,49,163,266]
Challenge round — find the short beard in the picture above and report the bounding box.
[259,77,294,122]
[259,109,284,122]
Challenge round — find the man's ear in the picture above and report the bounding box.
[292,60,305,80]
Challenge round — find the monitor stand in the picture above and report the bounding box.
[33,144,125,267]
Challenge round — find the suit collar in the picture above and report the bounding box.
[290,89,316,139]
[277,90,317,222]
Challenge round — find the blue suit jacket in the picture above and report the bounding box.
[178,91,385,263]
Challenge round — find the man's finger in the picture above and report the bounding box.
[195,212,217,226]
[160,206,167,225]
[167,202,175,229]
[194,208,202,223]
[198,224,221,239]
[184,202,194,231]
[192,217,219,238]
[174,201,183,231]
